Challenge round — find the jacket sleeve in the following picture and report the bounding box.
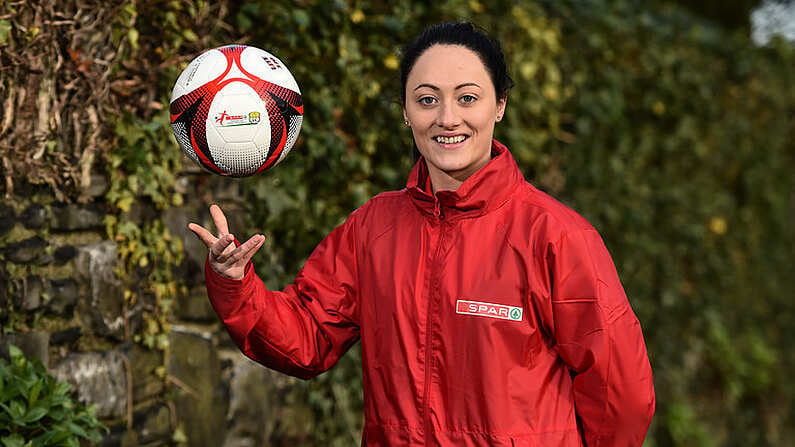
[204,215,361,380]
[544,229,655,446]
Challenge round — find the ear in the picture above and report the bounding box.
[402,105,408,123]
[496,94,508,121]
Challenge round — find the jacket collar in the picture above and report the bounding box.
[406,140,524,220]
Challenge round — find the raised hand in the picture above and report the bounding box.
[188,204,265,280]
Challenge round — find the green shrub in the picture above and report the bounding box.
[0,345,107,447]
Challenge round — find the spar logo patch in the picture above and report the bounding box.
[456,300,523,322]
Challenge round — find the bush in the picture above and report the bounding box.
[0,346,107,447]
[545,1,794,444]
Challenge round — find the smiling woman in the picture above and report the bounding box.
[190,22,655,447]
[403,44,506,191]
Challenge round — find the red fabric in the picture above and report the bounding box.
[205,140,655,446]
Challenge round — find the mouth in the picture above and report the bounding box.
[433,135,469,145]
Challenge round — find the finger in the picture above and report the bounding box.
[230,235,265,265]
[217,234,257,265]
[210,233,236,260]
[210,204,230,236]
[214,233,238,263]
[226,234,265,266]
[187,223,218,248]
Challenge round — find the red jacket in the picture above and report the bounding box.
[206,141,655,446]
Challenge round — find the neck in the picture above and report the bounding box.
[427,155,491,194]
[428,169,465,194]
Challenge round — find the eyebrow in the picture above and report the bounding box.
[413,82,481,91]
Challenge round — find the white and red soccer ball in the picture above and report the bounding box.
[169,45,303,177]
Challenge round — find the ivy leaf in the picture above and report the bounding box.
[47,407,65,422]
[1,434,25,447]
[8,345,24,366]
[48,428,72,444]
[0,20,11,45]
[53,381,71,396]
[65,421,89,439]
[8,399,26,421]
[182,29,198,42]
[30,430,57,446]
[23,405,48,424]
[27,380,42,407]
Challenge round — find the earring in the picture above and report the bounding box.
[496,115,503,122]
[404,120,410,126]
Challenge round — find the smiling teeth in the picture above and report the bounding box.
[436,135,466,144]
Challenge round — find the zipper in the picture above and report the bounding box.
[423,205,445,446]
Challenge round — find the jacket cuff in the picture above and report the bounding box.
[204,256,258,318]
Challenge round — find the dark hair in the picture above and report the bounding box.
[399,22,514,104]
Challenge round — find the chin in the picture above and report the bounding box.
[427,153,465,168]
[433,157,479,177]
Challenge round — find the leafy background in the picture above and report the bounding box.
[1,0,793,445]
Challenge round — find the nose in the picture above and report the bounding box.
[435,100,461,128]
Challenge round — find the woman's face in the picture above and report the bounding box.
[403,44,506,185]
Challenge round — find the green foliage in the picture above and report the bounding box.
[104,0,196,352]
[543,0,794,444]
[0,345,107,446]
[106,111,183,214]
[104,110,185,350]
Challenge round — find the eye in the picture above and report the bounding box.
[418,96,437,106]
[459,94,477,104]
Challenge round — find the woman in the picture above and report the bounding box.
[189,22,655,446]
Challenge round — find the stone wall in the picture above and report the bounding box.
[0,168,297,446]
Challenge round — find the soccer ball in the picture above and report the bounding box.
[169,44,303,177]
